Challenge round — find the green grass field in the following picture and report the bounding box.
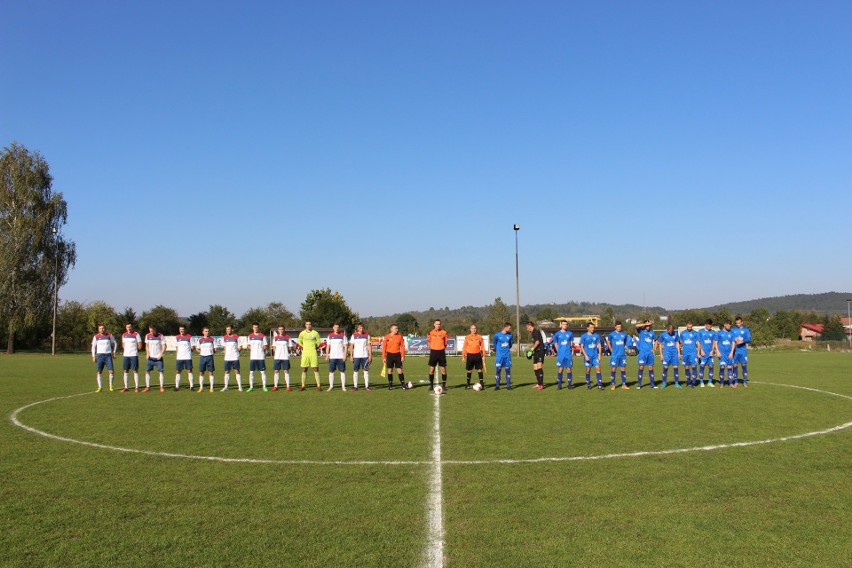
[1,352,850,567]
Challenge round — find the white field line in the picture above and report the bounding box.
[421,392,445,568]
[8,381,851,468]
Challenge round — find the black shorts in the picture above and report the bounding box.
[465,353,483,371]
[386,352,403,369]
[533,350,546,364]
[429,350,447,367]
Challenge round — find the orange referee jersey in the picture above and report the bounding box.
[382,333,406,357]
[463,333,485,355]
[427,329,449,350]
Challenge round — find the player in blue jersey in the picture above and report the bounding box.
[697,319,717,387]
[607,321,629,390]
[579,322,603,389]
[657,324,681,388]
[679,321,700,388]
[550,320,574,390]
[715,321,735,387]
[635,320,658,389]
[731,316,752,387]
[492,323,514,390]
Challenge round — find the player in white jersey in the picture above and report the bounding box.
[194,326,217,392]
[349,323,373,391]
[220,325,243,391]
[120,323,142,392]
[174,325,195,391]
[271,325,292,391]
[144,325,167,392]
[91,325,117,392]
[246,323,268,392]
[324,323,349,391]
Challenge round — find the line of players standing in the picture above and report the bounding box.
[543,317,752,391]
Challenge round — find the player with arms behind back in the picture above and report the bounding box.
[381,324,407,390]
[462,324,487,390]
[427,320,449,392]
[298,321,322,391]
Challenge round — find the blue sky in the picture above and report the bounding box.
[2,1,850,318]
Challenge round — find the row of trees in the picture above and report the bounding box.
[44,289,361,352]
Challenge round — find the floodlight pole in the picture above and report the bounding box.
[51,226,58,356]
[514,224,521,356]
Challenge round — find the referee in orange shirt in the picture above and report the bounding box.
[427,319,449,392]
[381,324,408,390]
[462,324,486,390]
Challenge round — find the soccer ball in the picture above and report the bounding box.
[434,385,443,395]
[472,382,482,392]
[406,381,413,389]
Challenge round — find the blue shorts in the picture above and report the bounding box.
[328,359,346,372]
[273,359,291,371]
[176,359,193,372]
[96,353,114,372]
[555,355,573,368]
[353,357,370,371]
[584,356,601,368]
[609,355,627,368]
[637,352,655,366]
[146,358,164,372]
[224,360,241,372]
[250,359,266,372]
[199,355,215,372]
[495,355,512,369]
[732,351,748,365]
[699,355,714,366]
[718,355,732,367]
[123,356,139,371]
[661,354,679,367]
[682,353,697,366]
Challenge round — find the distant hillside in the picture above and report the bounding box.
[702,292,852,315]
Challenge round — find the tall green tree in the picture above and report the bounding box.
[482,297,512,335]
[57,300,90,351]
[140,305,181,334]
[85,301,122,335]
[299,289,359,330]
[207,304,237,334]
[821,315,846,341]
[396,313,419,335]
[0,142,76,353]
[187,311,210,335]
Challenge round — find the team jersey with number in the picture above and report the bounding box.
[121,332,142,356]
[551,330,575,357]
[638,329,657,354]
[493,331,514,357]
[197,336,216,356]
[175,334,193,360]
[248,333,267,360]
[326,332,348,359]
[222,334,241,361]
[698,329,716,356]
[732,326,751,351]
[298,330,321,353]
[91,333,117,356]
[580,332,601,358]
[145,333,165,359]
[679,329,699,355]
[350,332,370,358]
[659,331,680,357]
[607,330,627,358]
[273,334,291,360]
[716,330,734,357]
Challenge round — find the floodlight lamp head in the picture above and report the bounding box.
[513,224,520,231]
